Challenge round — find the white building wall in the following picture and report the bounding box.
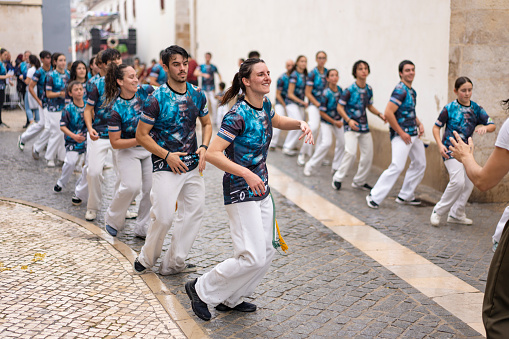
[0,1,43,56]
[194,0,451,139]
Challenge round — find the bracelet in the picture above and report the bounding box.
[199,144,208,150]
[164,150,170,161]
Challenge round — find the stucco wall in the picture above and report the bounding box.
[0,2,43,56]
[448,0,509,202]
[42,0,72,60]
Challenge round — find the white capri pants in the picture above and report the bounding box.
[86,136,114,212]
[57,150,88,201]
[196,194,276,308]
[333,131,373,185]
[370,135,426,204]
[32,107,51,154]
[216,104,229,128]
[305,122,345,173]
[433,158,474,218]
[282,103,305,151]
[105,147,152,237]
[300,104,321,157]
[270,103,286,149]
[493,206,509,244]
[138,168,204,275]
[20,104,47,144]
[204,90,218,123]
[44,111,66,161]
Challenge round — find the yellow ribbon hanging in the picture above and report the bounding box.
[275,219,288,252]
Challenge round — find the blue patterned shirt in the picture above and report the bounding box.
[436,100,493,152]
[276,72,290,105]
[218,97,274,205]
[149,63,167,86]
[60,101,87,153]
[87,75,113,139]
[286,70,306,106]
[32,67,51,107]
[140,83,208,172]
[389,82,418,140]
[339,82,373,133]
[320,86,344,125]
[306,67,328,103]
[108,85,154,140]
[0,61,6,90]
[200,64,218,91]
[46,70,70,112]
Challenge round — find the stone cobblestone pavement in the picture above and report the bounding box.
[1,110,501,338]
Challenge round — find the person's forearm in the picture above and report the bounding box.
[384,110,405,136]
[136,130,167,159]
[201,123,212,146]
[110,137,138,149]
[46,90,61,99]
[319,111,336,125]
[337,105,350,122]
[274,115,302,130]
[305,86,320,107]
[432,125,442,145]
[84,106,95,132]
[206,149,250,178]
[461,154,489,190]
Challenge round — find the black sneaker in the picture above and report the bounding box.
[331,180,342,190]
[53,184,62,193]
[71,194,82,206]
[366,194,379,209]
[215,301,257,312]
[395,196,421,205]
[185,278,211,321]
[352,182,372,191]
[105,224,117,237]
[133,258,148,275]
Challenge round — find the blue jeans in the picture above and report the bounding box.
[25,91,39,122]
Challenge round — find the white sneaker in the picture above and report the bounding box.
[125,210,138,219]
[297,153,306,167]
[321,159,331,166]
[282,148,298,156]
[303,166,312,177]
[47,160,55,168]
[85,210,97,221]
[447,215,473,225]
[430,210,441,227]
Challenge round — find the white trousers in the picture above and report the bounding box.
[21,104,46,144]
[493,206,509,243]
[44,111,66,161]
[434,158,474,218]
[333,131,373,184]
[300,104,320,157]
[33,107,51,153]
[216,104,229,128]
[370,136,426,204]
[86,136,114,212]
[196,195,275,307]
[105,147,152,237]
[270,104,286,148]
[204,90,218,124]
[139,169,204,274]
[282,103,305,151]
[57,151,88,200]
[305,122,345,173]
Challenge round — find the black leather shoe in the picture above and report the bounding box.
[185,279,211,321]
[215,301,257,312]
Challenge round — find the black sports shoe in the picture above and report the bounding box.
[185,279,211,321]
[215,301,257,312]
[331,180,342,190]
[71,194,82,206]
[366,194,379,209]
[53,184,62,193]
[352,182,372,191]
[105,224,117,237]
[395,196,421,205]
[133,258,148,275]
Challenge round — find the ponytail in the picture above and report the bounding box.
[103,63,128,107]
[220,58,265,106]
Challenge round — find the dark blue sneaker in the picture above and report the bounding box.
[105,224,117,237]
[185,279,211,321]
[133,258,148,275]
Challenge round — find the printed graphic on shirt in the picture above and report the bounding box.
[306,67,328,101]
[60,101,87,153]
[339,82,373,133]
[320,85,344,125]
[31,67,51,107]
[285,70,306,107]
[46,70,70,112]
[436,99,493,150]
[389,81,418,140]
[86,75,113,139]
[200,64,218,91]
[276,73,290,104]
[108,85,154,140]
[218,97,275,205]
[139,83,208,172]
[149,63,167,86]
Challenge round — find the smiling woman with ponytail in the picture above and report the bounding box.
[102,62,155,239]
[184,58,314,321]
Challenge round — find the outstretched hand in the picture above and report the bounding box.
[298,121,314,145]
[449,131,474,163]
